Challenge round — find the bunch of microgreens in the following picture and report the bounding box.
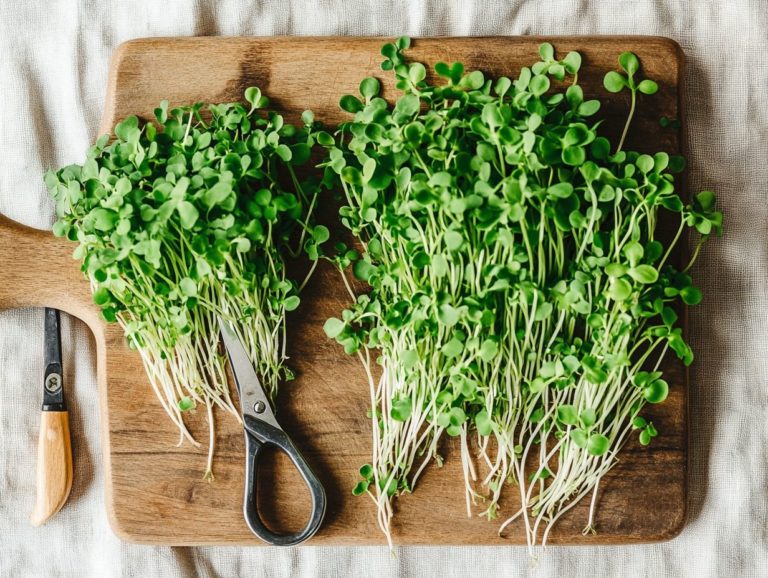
[321,37,721,550]
[47,88,328,477]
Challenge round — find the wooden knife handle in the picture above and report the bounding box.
[30,410,73,526]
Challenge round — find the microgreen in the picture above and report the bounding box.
[320,38,721,551]
[603,51,660,152]
[46,89,326,477]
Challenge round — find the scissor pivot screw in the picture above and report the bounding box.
[45,373,62,393]
[253,401,266,414]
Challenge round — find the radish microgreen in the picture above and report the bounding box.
[320,38,721,551]
[46,89,326,477]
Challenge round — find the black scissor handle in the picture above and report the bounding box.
[242,415,327,546]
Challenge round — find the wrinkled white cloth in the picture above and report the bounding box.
[1,1,766,576]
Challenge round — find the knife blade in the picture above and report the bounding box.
[43,308,65,411]
[30,308,73,527]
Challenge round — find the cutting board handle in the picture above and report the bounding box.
[0,214,101,332]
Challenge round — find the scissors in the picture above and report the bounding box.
[219,317,327,546]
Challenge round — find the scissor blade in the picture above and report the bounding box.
[218,317,281,430]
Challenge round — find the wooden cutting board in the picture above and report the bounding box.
[0,36,688,545]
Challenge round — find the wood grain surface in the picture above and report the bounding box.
[30,411,74,527]
[0,36,687,545]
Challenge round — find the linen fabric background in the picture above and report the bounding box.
[0,1,765,576]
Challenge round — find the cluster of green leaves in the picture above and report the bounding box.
[319,38,721,545]
[46,88,326,472]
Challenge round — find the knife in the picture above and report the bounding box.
[30,308,73,526]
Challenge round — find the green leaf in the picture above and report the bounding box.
[557,404,578,426]
[662,306,678,326]
[437,303,460,327]
[195,258,212,278]
[479,339,498,362]
[434,61,451,78]
[539,42,554,61]
[563,51,582,74]
[283,295,301,311]
[353,259,376,281]
[562,146,586,166]
[578,100,601,116]
[114,115,139,141]
[448,407,466,426]
[590,137,611,160]
[566,85,583,107]
[323,317,345,338]
[93,287,111,306]
[177,201,199,229]
[618,51,639,76]
[441,338,463,359]
[534,301,553,321]
[90,208,119,232]
[668,155,686,173]
[312,225,330,244]
[395,94,420,116]
[275,144,292,162]
[475,410,493,436]
[608,278,632,301]
[605,263,628,278]
[255,188,272,206]
[636,154,654,174]
[580,408,597,428]
[587,433,610,456]
[431,254,449,278]
[645,240,664,263]
[339,95,364,113]
[101,307,117,323]
[529,378,546,394]
[233,238,251,253]
[624,241,644,267]
[179,277,197,297]
[444,230,463,251]
[529,74,550,97]
[494,76,512,97]
[409,62,427,83]
[547,182,574,199]
[570,428,588,448]
[244,87,263,109]
[638,79,659,95]
[603,71,626,93]
[301,110,314,125]
[548,63,565,80]
[359,464,374,480]
[203,182,231,209]
[628,264,659,284]
[680,286,703,305]
[462,70,485,90]
[643,379,669,403]
[401,349,419,369]
[359,77,381,101]
[391,398,413,421]
[154,100,169,123]
[696,190,716,211]
[352,481,369,496]
[316,131,335,146]
[178,397,195,411]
